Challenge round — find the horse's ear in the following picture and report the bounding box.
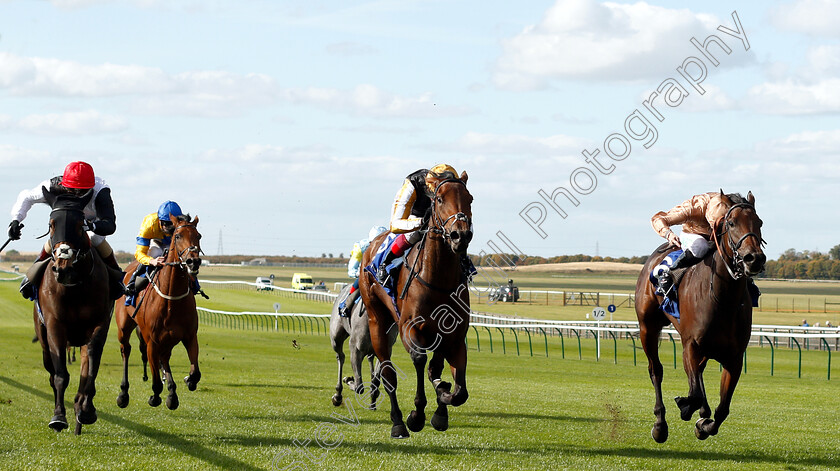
[718,190,731,206]
[42,186,56,208]
[747,191,755,206]
[193,216,199,226]
[460,171,468,185]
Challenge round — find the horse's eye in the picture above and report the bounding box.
[175,234,181,240]
[728,220,735,227]
[436,196,442,203]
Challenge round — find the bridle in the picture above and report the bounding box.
[146,223,204,302]
[712,202,766,280]
[47,207,94,285]
[428,178,472,243]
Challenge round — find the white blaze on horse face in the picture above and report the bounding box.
[54,243,76,260]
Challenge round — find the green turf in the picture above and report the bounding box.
[1,279,839,471]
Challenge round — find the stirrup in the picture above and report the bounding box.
[376,263,389,284]
[656,273,673,296]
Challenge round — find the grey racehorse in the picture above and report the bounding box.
[330,284,396,409]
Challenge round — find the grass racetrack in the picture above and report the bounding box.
[0,274,839,470]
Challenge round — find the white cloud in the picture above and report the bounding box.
[17,110,128,136]
[494,0,750,89]
[674,84,736,112]
[281,84,473,118]
[770,0,840,37]
[0,145,51,166]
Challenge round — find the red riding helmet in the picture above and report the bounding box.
[61,161,95,189]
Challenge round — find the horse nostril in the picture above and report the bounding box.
[465,231,473,243]
[744,253,754,263]
[450,232,460,241]
[756,254,766,266]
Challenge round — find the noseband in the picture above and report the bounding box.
[429,178,471,242]
[165,224,203,274]
[712,203,766,280]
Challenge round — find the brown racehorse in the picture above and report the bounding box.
[635,191,766,443]
[114,215,203,410]
[35,188,113,435]
[359,171,473,439]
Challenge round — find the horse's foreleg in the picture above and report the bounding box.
[370,315,407,439]
[73,345,90,435]
[428,350,449,432]
[137,329,149,382]
[440,341,469,407]
[405,349,427,433]
[146,342,163,407]
[640,323,668,443]
[696,359,742,440]
[182,334,201,392]
[44,326,70,432]
[162,351,179,410]
[347,343,365,395]
[332,346,345,407]
[675,340,708,421]
[76,321,109,433]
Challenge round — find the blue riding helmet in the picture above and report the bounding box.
[157,201,183,222]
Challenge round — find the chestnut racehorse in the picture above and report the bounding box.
[359,171,473,439]
[635,192,765,442]
[35,188,113,435]
[114,215,203,410]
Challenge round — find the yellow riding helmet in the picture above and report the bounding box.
[426,164,459,192]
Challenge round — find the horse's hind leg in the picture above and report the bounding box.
[675,341,709,421]
[368,355,381,410]
[182,334,201,392]
[640,321,668,443]
[428,350,449,432]
[405,349,428,433]
[696,359,742,440]
[116,321,134,408]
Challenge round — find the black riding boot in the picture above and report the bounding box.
[339,289,360,317]
[657,251,701,296]
[19,249,50,301]
[377,251,398,284]
[102,252,126,300]
[124,264,149,296]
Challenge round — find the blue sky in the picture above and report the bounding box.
[1,0,837,259]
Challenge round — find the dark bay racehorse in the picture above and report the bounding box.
[114,215,203,410]
[35,188,113,435]
[635,192,765,442]
[359,171,473,439]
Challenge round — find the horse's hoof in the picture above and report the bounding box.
[675,396,695,421]
[435,381,452,395]
[149,395,162,407]
[431,412,449,432]
[77,409,97,425]
[166,395,180,410]
[142,375,148,382]
[116,392,130,409]
[49,415,68,432]
[695,418,712,440]
[406,411,425,433]
[390,424,410,439]
[369,402,377,411]
[331,394,343,407]
[651,423,669,443]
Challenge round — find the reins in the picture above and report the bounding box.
[712,202,766,281]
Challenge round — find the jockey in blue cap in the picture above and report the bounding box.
[124,200,184,295]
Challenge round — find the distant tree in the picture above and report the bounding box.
[339,253,344,259]
[328,253,333,258]
[830,244,840,261]
[321,253,326,258]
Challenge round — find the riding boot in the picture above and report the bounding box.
[657,251,700,296]
[377,251,398,284]
[339,289,360,317]
[19,249,51,301]
[101,252,126,300]
[124,264,148,296]
[377,234,411,284]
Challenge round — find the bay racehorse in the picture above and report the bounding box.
[114,215,203,410]
[359,171,473,439]
[35,188,113,435]
[635,191,765,442]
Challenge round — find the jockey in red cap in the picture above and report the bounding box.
[8,161,123,300]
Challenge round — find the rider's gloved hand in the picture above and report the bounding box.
[8,220,22,240]
[667,231,681,248]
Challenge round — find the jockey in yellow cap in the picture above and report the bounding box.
[376,164,466,282]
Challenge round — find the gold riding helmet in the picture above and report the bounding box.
[425,164,459,192]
